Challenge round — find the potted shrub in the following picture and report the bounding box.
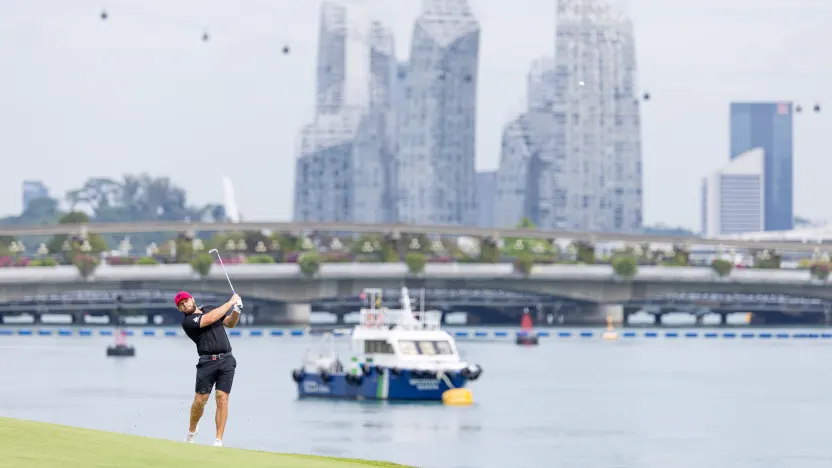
[810,261,830,281]
[513,252,534,277]
[612,254,638,279]
[711,259,733,277]
[405,251,427,275]
[73,254,100,279]
[190,252,214,278]
[298,252,321,277]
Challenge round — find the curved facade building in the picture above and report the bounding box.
[553,0,643,232]
[394,0,480,225]
[295,1,397,223]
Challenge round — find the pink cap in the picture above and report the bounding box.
[174,291,193,306]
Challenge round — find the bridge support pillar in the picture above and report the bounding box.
[581,304,623,326]
[282,303,311,325]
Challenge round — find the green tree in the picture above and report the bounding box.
[47,212,109,261]
[405,251,427,275]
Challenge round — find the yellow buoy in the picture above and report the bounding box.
[602,314,619,341]
[442,388,473,406]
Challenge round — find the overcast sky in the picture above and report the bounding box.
[1,0,830,230]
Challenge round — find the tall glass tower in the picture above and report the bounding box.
[729,102,794,231]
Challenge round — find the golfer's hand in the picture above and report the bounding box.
[230,294,241,306]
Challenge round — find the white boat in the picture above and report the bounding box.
[291,286,483,402]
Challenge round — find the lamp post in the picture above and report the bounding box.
[146,242,159,257]
[255,241,267,253]
[118,238,132,257]
[37,243,49,257]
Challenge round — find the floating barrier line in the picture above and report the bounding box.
[3,328,832,341]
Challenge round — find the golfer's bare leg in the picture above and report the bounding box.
[215,390,229,441]
[190,393,210,433]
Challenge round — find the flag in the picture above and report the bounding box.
[777,103,790,115]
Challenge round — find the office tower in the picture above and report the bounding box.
[475,171,496,228]
[22,180,49,212]
[294,1,397,223]
[702,148,765,236]
[552,0,643,232]
[730,102,793,231]
[494,57,565,228]
[394,0,480,225]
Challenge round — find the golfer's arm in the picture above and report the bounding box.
[223,308,241,328]
[200,302,234,328]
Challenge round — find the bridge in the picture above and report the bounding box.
[1,263,831,326]
[1,220,830,253]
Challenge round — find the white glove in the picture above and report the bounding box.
[235,298,243,311]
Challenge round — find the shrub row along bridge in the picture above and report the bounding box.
[1,264,832,325]
[1,220,830,253]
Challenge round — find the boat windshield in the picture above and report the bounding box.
[398,340,454,356]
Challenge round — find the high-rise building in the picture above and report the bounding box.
[729,102,793,231]
[294,1,397,223]
[394,0,480,225]
[551,0,643,232]
[494,58,565,228]
[22,180,49,213]
[475,171,496,228]
[702,148,765,236]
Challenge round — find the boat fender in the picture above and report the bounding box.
[374,365,384,375]
[361,364,372,376]
[390,368,401,377]
[320,370,331,382]
[460,368,471,379]
[291,369,305,383]
[422,370,436,379]
[469,365,483,381]
[346,373,363,385]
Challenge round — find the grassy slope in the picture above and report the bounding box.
[0,417,412,468]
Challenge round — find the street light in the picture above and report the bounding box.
[37,243,49,256]
[225,239,236,252]
[255,241,267,253]
[192,238,204,252]
[118,238,132,255]
[8,241,21,256]
[330,237,342,250]
[80,239,92,252]
[146,242,159,257]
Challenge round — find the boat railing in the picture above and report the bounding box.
[359,307,442,330]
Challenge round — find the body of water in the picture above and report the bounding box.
[2,329,832,467]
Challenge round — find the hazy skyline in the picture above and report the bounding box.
[1,0,830,230]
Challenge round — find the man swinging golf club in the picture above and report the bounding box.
[176,290,242,447]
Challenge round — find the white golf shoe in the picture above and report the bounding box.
[185,425,199,443]
[213,439,223,447]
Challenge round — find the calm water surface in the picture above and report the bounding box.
[2,329,832,468]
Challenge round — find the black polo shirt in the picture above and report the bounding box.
[181,304,233,356]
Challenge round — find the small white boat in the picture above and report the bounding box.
[291,287,483,403]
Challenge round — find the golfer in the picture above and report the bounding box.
[175,291,242,447]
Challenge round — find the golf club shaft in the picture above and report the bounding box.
[210,250,236,294]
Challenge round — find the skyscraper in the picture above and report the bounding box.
[22,180,49,213]
[475,171,496,228]
[729,102,793,231]
[551,0,643,232]
[294,1,397,223]
[494,58,564,228]
[702,148,765,236]
[394,0,480,225]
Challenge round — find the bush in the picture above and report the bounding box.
[810,261,830,281]
[190,252,214,278]
[612,254,638,279]
[711,259,733,277]
[247,254,276,264]
[513,252,535,277]
[478,238,500,263]
[137,256,158,265]
[73,254,99,279]
[405,251,427,275]
[298,252,321,277]
[30,258,58,267]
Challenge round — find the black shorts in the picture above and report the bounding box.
[195,355,237,394]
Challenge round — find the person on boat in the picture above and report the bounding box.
[175,291,242,447]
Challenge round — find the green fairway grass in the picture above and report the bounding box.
[0,417,413,468]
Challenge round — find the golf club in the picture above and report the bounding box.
[208,248,236,295]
